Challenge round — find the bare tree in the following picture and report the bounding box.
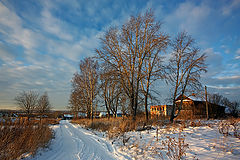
[208,93,223,105]
[69,87,87,118]
[100,64,122,118]
[140,39,168,121]
[168,32,207,122]
[70,57,99,120]
[15,91,39,121]
[69,73,90,118]
[37,92,52,121]
[96,10,168,120]
[221,97,239,117]
[229,101,239,117]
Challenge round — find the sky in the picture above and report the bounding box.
[0,0,240,110]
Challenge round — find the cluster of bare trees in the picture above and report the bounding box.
[208,93,239,117]
[69,10,208,122]
[15,91,52,120]
[100,63,124,118]
[96,10,169,120]
[69,58,99,120]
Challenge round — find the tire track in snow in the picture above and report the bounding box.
[66,122,116,160]
[70,124,132,160]
[30,120,128,160]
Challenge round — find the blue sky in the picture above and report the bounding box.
[0,0,240,110]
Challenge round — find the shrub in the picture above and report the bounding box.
[0,119,53,160]
[162,132,189,160]
[218,120,231,136]
[229,118,240,138]
[218,118,240,138]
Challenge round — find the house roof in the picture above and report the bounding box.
[188,96,204,101]
[176,95,205,102]
[63,114,73,118]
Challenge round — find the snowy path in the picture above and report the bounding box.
[31,120,129,160]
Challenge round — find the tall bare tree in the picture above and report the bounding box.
[15,91,39,121]
[140,38,168,121]
[70,57,99,120]
[168,32,207,122]
[37,92,52,121]
[96,10,168,119]
[69,86,88,118]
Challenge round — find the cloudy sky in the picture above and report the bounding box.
[0,0,239,110]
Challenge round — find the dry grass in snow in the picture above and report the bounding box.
[0,118,54,160]
[73,117,240,160]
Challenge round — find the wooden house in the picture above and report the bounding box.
[150,95,225,119]
[175,95,225,119]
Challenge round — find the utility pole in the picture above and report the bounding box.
[205,86,209,119]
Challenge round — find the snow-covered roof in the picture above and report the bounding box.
[117,111,123,114]
[176,94,205,102]
[63,114,74,118]
[99,112,106,115]
[188,96,204,102]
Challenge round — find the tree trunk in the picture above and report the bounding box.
[205,86,209,119]
[130,93,135,119]
[170,89,178,123]
[170,103,175,123]
[133,91,139,120]
[144,78,150,122]
[144,93,149,122]
[91,102,93,121]
[40,114,42,124]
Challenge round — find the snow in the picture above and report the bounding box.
[109,120,240,160]
[63,114,74,118]
[99,112,106,118]
[188,96,204,101]
[27,120,240,160]
[28,120,131,160]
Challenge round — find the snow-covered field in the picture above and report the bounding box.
[114,121,240,159]
[28,120,240,160]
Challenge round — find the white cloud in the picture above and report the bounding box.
[41,8,73,41]
[208,85,240,90]
[202,48,223,77]
[217,75,240,80]
[45,32,100,61]
[165,1,211,34]
[0,1,104,110]
[235,48,240,59]
[236,48,240,54]
[0,3,38,50]
[0,54,73,109]
[235,56,240,60]
[0,3,21,29]
[0,44,15,63]
[222,0,240,16]
[221,45,231,54]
